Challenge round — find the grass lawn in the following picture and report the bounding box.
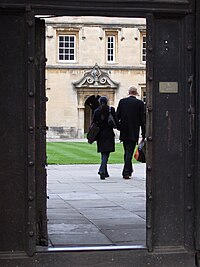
[47,142,138,165]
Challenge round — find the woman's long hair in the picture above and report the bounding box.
[99,96,108,120]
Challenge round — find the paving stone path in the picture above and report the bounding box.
[47,163,146,247]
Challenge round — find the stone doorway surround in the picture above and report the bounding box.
[73,63,119,136]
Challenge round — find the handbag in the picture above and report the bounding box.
[108,106,117,128]
[134,140,146,163]
[87,122,100,144]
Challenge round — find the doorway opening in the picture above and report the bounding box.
[84,95,100,133]
[39,14,147,249]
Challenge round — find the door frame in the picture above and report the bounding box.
[0,1,198,266]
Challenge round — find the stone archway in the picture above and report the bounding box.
[73,63,119,137]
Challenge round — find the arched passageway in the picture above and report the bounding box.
[84,95,100,133]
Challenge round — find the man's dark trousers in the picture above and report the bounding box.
[122,140,137,176]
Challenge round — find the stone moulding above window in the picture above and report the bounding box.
[73,63,119,89]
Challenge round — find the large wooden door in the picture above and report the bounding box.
[195,0,200,255]
[0,11,28,254]
[146,14,195,252]
[35,18,48,247]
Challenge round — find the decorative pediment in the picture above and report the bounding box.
[73,63,119,89]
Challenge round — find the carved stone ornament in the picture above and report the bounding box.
[73,63,119,89]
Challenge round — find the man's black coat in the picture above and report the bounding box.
[117,96,145,142]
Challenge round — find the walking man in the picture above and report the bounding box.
[117,86,145,179]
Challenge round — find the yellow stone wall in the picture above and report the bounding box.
[45,16,146,139]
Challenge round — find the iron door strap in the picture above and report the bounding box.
[26,10,37,257]
[188,74,195,142]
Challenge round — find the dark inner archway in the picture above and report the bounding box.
[84,95,100,133]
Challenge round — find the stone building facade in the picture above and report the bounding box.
[45,16,146,139]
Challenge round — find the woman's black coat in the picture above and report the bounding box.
[92,106,118,153]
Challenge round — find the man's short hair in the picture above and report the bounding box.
[128,86,139,96]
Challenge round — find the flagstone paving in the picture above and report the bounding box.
[47,163,146,247]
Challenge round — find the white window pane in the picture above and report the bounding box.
[142,35,146,63]
[58,35,76,62]
[107,35,115,62]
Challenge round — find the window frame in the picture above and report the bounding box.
[141,32,146,64]
[105,31,118,64]
[141,86,146,104]
[57,32,78,63]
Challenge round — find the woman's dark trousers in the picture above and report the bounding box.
[99,152,110,176]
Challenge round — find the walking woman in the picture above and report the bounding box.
[91,96,118,180]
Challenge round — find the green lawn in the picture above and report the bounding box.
[47,142,138,165]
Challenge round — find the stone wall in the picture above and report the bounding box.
[45,16,146,139]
